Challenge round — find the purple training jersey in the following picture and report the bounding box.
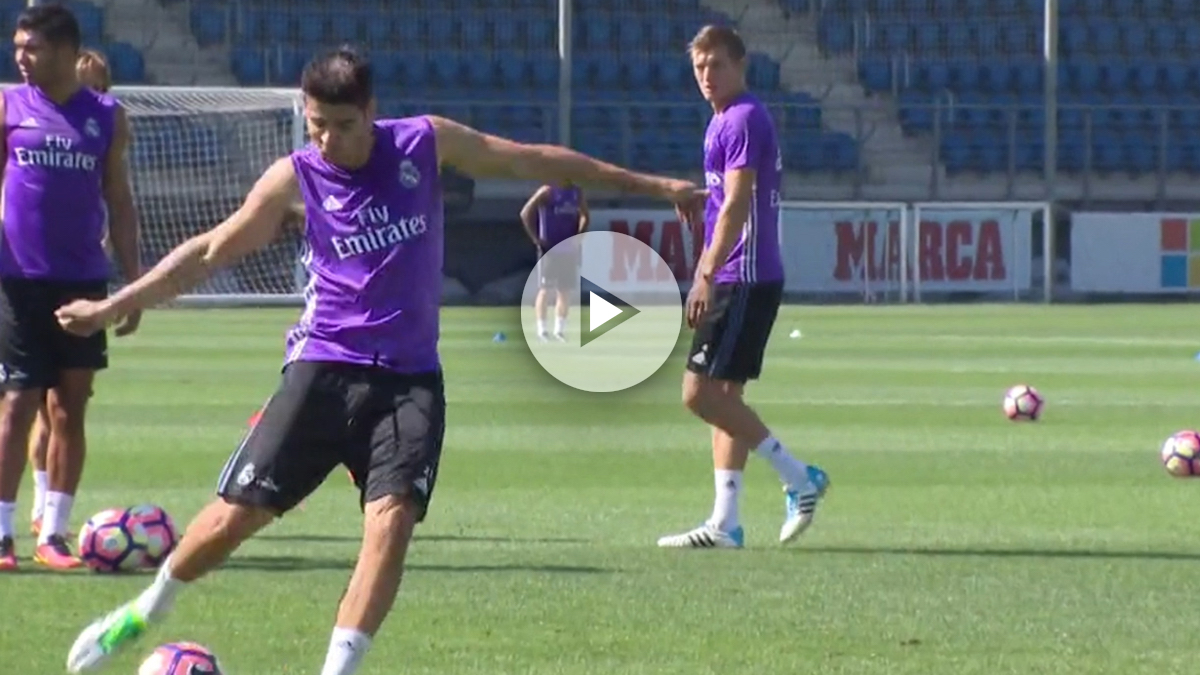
[1,84,117,280]
[537,185,581,248]
[702,92,784,285]
[286,117,444,374]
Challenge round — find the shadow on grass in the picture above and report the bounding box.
[802,545,1200,562]
[257,533,587,545]
[224,555,610,574]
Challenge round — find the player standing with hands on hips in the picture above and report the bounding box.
[520,181,589,341]
[28,45,114,540]
[58,46,704,674]
[656,25,830,550]
[0,3,142,571]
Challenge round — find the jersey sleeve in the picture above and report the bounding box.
[720,109,765,172]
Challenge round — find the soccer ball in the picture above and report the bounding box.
[1002,385,1043,421]
[1161,430,1200,477]
[138,642,223,675]
[78,508,145,573]
[125,504,178,569]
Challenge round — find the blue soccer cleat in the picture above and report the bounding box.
[779,465,830,544]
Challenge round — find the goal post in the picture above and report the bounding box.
[111,85,307,307]
[910,201,1051,303]
[778,201,911,304]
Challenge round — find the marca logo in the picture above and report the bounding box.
[833,219,1008,282]
[331,204,429,260]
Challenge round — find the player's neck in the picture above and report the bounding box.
[711,86,749,113]
[328,129,375,172]
[36,77,82,106]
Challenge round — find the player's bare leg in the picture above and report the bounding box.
[534,287,550,341]
[0,388,44,569]
[28,400,50,536]
[553,289,569,341]
[657,373,828,548]
[36,369,94,569]
[66,499,275,672]
[321,494,420,675]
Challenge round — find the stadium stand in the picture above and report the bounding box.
[180,0,857,174]
[821,0,1200,175]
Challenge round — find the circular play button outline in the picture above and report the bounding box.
[520,231,684,393]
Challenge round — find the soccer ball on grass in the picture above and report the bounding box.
[138,642,223,674]
[1002,385,1043,421]
[78,508,145,573]
[1161,430,1200,477]
[124,503,178,569]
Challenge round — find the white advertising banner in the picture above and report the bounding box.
[1070,213,1198,293]
[591,207,1034,293]
[779,207,1032,293]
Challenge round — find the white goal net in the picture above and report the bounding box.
[113,85,306,306]
[779,201,1052,303]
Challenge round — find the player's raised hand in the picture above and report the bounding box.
[55,299,115,337]
[113,308,142,337]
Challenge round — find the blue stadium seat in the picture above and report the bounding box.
[329,12,363,43]
[819,17,854,54]
[460,17,486,46]
[1183,25,1200,54]
[264,10,291,43]
[859,58,893,92]
[425,13,454,45]
[526,18,554,49]
[190,6,226,47]
[1092,22,1119,55]
[617,21,645,51]
[105,42,145,83]
[497,55,528,88]
[623,58,653,91]
[72,2,103,44]
[231,46,266,85]
[1150,23,1178,55]
[493,17,518,49]
[295,10,325,45]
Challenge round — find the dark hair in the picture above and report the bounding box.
[688,24,747,61]
[16,3,81,51]
[301,46,372,108]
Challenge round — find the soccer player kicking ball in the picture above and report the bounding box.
[58,46,703,674]
[520,181,589,341]
[0,4,142,571]
[28,46,113,539]
[656,25,829,550]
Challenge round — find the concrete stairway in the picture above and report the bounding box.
[93,0,236,86]
[697,0,943,193]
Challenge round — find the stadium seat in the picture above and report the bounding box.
[231,46,266,85]
[105,42,145,83]
[190,5,226,47]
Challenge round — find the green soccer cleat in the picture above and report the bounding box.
[66,603,149,673]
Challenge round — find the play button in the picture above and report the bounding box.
[520,231,685,393]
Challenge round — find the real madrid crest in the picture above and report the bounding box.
[399,159,420,188]
[84,118,99,138]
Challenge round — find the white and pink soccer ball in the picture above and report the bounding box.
[139,642,223,674]
[77,504,177,573]
[1002,384,1043,421]
[1161,430,1200,477]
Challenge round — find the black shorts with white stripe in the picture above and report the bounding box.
[686,281,783,384]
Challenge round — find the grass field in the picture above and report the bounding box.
[4,303,1200,674]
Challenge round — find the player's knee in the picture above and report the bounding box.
[682,372,716,414]
[208,498,275,544]
[362,494,419,553]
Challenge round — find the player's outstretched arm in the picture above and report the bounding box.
[65,157,296,330]
[427,116,704,215]
[103,107,142,285]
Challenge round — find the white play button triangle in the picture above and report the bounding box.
[589,291,621,332]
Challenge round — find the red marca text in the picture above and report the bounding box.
[608,219,704,282]
[832,219,1008,282]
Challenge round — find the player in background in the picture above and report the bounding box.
[0,4,142,572]
[59,46,703,673]
[656,25,829,550]
[28,46,112,538]
[520,181,588,341]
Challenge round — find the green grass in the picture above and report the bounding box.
[5,304,1200,674]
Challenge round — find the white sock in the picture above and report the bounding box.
[0,502,14,539]
[31,470,48,520]
[554,315,566,335]
[320,627,373,675]
[755,436,810,491]
[134,555,184,621]
[39,491,73,543]
[536,318,547,334]
[707,469,742,532]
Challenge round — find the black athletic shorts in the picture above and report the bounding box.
[686,281,783,384]
[216,361,446,519]
[538,244,579,291]
[0,277,108,390]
